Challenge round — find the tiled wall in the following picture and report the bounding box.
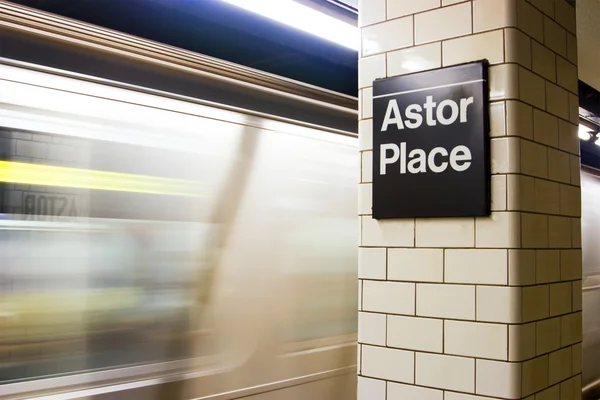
[357,0,582,399]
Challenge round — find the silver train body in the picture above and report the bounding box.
[0,2,357,399]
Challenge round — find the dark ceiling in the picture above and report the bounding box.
[7,0,359,96]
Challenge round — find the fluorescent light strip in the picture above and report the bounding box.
[221,0,359,50]
[580,124,594,141]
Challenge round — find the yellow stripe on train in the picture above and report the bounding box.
[0,160,203,196]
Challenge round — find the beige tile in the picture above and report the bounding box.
[362,17,414,56]
[387,382,443,400]
[555,0,576,33]
[519,67,546,109]
[492,175,507,211]
[522,284,549,322]
[361,87,373,119]
[445,321,508,360]
[358,377,385,400]
[546,81,570,121]
[358,280,363,311]
[416,353,474,392]
[473,0,518,33]
[443,0,468,4]
[445,393,495,400]
[572,280,582,311]
[445,249,507,285]
[361,150,372,183]
[549,282,572,316]
[507,174,535,212]
[522,355,549,396]
[415,3,472,44]
[570,155,581,186]
[362,345,415,383]
[388,248,444,282]
[387,315,443,352]
[521,139,548,178]
[548,216,571,248]
[361,216,415,246]
[477,285,523,323]
[363,280,415,315]
[490,64,519,101]
[417,283,475,320]
[571,217,581,248]
[517,0,544,42]
[359,55,386,88]
[558,119,579,155]
[572,342,582,374]
[561,311,582,346]
[415,218,474,247]
[522,212,549,248]
[536,249,560,284]
[490,101,507,137]
[387,42,441,76]
[509,322,536,361]
[506,100,533,139]
[533,109,559,147]
[559,183,581,217]
[544,16,567,57]
[560,249,582,280]
[531,0,554,16]
[359,119,372,151]
[358,0,386,27]
[505,27,532,69]
[569,92,579,124]
[547,148,571,183]
[387,0,441,19]
[476,212,521,248]
[476,359,522,399]
[358,247,386,279]
[491,137,521,174]
[443,30,504,66]
[534,179,559,214]
[508,249,536,286]
[531,40,556,82]
[561,376,581,400]
[536,385,560,400]
[358,183,372,215]
[566,32,577,65]
[557,56,578,94]
[359,312,386,345]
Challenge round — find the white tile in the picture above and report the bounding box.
[359,247,386,279]
[387,315,443,352]
[555,0,576,33]
[509,322,536,361]
[521,139,548,178]
[522,284,549,322]
[558,119,579,155]
[387,382,443,400]
[443,30,504,66]
[361,150,373,183]
[548,148,571,184]
[477,285,522,323]
[531,40,556,82]
[559,184,581,217]
[359,312,386,345]
[506,100,533,138]
[560,249,582,280]
[546,81,570,121]
[362,17,414,56]
[445,320,508,360]
[536,249,560,284]
[361,87,373,119]
[414,3,472,44]
[519,67,546,109]
[476,359,522,398]
[536,317,561,354]
[557,56,578,94]
[544,16,567,57]
[417,284,475,320]
[388,248,443,282]
[473,0,518,33]
[571,155,581,186]
[531,0,554,17]
[476,212,521,248]
[358,279,363,311]
[533,109,559,148]
[522,213,549,249]
[569,92,579,124]
[533,179,559,215]
[415,218,474,247]
[361,216,415,246]
[359,55,386,89]
[572,342,582,374]
[572,280,582,311]
[358,0,386,27]
[491,175,507,211]
[548,216,571,248]
[522,355,549,396]
[358,184,372,215]
[363,280,415,315]
[445,249,508,285]
[443,0,468,4]
[359,119,373,151]
[490,101,507,137]
[535,385,560,400]
[561,311,582,346]
[490,64,519,101]
[387,0,441,19]
[549,347,572,385]
[387,42,441,76]
[571,217,581,248]
[567,32,577,65]
[505,27,531,69]
[517,0,544,42]
[507,174,535,212]
[508,249,536,286]
[416,353,474,392]
[358,376,385,400]
[362,345,414,383]
[491,137,521,174]
[445,393,495,400]
[560,376,580,400]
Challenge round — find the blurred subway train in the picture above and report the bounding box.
[0,2,357,399]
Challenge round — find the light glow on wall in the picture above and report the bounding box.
[220,0,359,51]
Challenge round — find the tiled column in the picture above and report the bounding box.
[357,1,582,399]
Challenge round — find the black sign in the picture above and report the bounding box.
[372,61,491,219]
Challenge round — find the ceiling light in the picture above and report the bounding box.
[579,124,593,141]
